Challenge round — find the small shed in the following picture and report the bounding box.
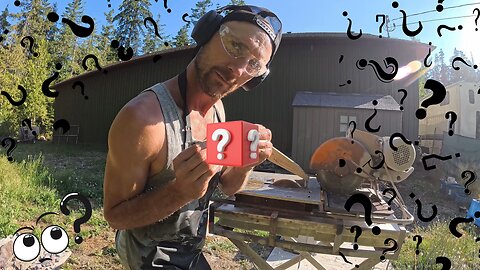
[291,91,402,172]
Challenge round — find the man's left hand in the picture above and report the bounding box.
[246,124,273,169]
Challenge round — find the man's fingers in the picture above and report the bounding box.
[174,144,201,163]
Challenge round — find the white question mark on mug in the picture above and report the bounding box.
[247,129,260,159]
[212,128,231,160]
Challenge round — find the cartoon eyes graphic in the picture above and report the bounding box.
[13,225,69,262]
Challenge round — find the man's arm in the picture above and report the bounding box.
[218,166,254,197]
[103,101,190,230]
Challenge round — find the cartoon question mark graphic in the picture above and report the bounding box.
[342,11,362,40]
[356,57,399,83]
[338,54,352,87]
[247,129,259,159]
[21,118,37,136]
[382,188,397,210]
[107,0,111,8]
[82,54,107,74]
[397,89,407,110]
[437,24,462,37]
[451,57,477,70]
[435,256,452,270]
[41,63,62,98]
[163,0,171,13]
[72,81,87,100]
[399,10,423,37]
[409,193,438,222]
[416,79,446,119]
[1,85,27,106]
[14,1,20,7]
[462,170,476,195]
[339,252,359,268]
[53,119,71,134]
[413,235,422,255]
[348,120,356,143]
[445,111,457,136]
[20,36,38,57]
[365,100,380,133]
[424,42,433,67]
[449,212,479,238]
[344,193,381,235]
[144,17,169,47]
[182,13,190,23]
[47,12,95,38]
[60,193,92,244]
[0,29,9,42]
[389,132,412,151]
[380,238,398,261]
[376,14,386,38]
[474,8,480,31]
[421,153,461,171]
[361,150,385,170]
[212,129,231,160]
[350,225,362,250]
[110,40,134,61]
[437,0,444,12]
[1,137,17,162]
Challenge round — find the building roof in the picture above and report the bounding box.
[292,91,401,111]
[52,32,431,89]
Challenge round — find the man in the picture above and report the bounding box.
[103,5,282,270]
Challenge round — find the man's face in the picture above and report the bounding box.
[193,20,273,99]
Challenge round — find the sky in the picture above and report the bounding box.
[1,0,480,62]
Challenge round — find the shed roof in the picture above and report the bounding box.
[292,91,400,111]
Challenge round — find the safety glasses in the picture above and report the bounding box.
[219,24,270,77]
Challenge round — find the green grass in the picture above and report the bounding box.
[393,219,479,269]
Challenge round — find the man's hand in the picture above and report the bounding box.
[246,124,273,169]
[172,144,219,201]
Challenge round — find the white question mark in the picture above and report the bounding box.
[212,129,231,160]
[247,129,260,159]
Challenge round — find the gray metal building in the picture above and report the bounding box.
[52,33,429,158]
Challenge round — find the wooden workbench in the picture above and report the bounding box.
[209,171,409,270]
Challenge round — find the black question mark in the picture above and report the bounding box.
[163,0,171,13]
[413,235,422,255]
[376,14,386,38]
[82,54,107,74]
[110,40,134,61]
[436,256,452,270]
[21,118,37,136]
[382,188,397,210]
[365,108,380,133]
[397,89,407,110]
[445,111,457,136]
[338,54,352,87]
[399,10,423,37]
[342,11,362,40]
[20,36,38,57]
[389,132,412,151]
[437,0,445,12]
[448,211,479,238]
[0,29,9,42]
[348,120,356,143]
[437,24,461,37]
[380,238,398,261]
[474,8,480,31]
[339,252,359,268]
[1,85,27,106]
[60,193,92,244]
[409,193,438,222]
[362,150,385,170]
[416,79,446,119]
[356,57,399,83]
[47,12,95,38]
[452,57,477,70]
[350,225,362,250]
[72,81,87,100]
[424,42,433,67]
[182,13,190,23]
[462,170,476,195]
[53,119,71,134]
[41,63,62,98]
[421,153,460,171]
[144,17,169,47]
[1,137,16,162]
[344,193,381,235]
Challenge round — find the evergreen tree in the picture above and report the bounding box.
[0,6,11,48]
[187,0,213,44]
[229,0,246,5]
[427,49,449,84]
[174,25,190,48]
[113,0,152,55]
[11,0,52,38]
[96,9,118,64]
[142,14,167,55]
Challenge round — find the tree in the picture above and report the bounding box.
[142,14,168,55]
[427,48,449,84]
[174,25,190,48]
[229,0,246,5]
[0,6,11,48]
[95,9,118,64]
[113,0,152,55]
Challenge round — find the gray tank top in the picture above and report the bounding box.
[115,82,223,270]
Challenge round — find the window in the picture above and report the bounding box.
[469,90,475,104]
[440,92,450,106]
[340,115,357,132]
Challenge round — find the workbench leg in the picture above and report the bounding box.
[356,257,382,270]
[229,238,274,270]
[300,252,327,270]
